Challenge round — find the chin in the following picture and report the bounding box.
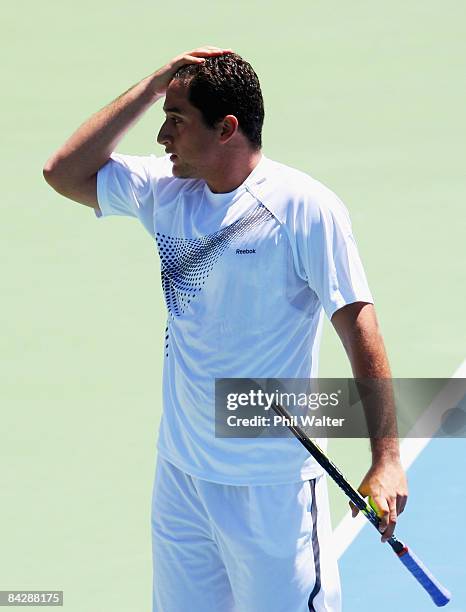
[171,163,195,180]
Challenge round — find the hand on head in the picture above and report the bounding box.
[152,46,233,97]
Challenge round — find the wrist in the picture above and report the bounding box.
[370,441,401,465]
[140,74,165,104]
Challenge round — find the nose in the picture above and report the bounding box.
[157,120,172,146]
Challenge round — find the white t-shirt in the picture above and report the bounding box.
[96,154,373,485]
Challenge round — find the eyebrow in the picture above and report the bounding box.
[163,106,183,114]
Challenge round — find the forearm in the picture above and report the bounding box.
[43,73,161,188]
[332,303,400,463]
[349,337,400,463]
[333,304,407,536]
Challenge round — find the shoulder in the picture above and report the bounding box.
[251,157,350,227]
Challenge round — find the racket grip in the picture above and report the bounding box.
[397,546,451,607]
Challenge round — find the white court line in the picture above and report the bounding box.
[332,359,466,560]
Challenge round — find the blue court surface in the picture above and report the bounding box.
[339,437,466,611]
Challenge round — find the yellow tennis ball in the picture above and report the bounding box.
[368,496,383,518]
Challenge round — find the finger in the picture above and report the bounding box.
[195,45,232,51]
[396,494,408,515]
[371,496,390,535]
[381,498,397,543]
[172,49,232,71]
[170,54,208,74]
[189,47,233,57]
[349,501,359,518]
[179,55,208,65]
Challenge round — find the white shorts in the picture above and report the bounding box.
[151,457,341,612]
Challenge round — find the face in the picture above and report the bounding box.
[157,79,220,179]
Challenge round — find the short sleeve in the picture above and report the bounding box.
[96,153,171,237]
[293,189,374,319]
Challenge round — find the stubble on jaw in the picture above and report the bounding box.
[171,162,193,179]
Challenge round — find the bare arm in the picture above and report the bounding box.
[43,46,231,208]
[331,301,408,541]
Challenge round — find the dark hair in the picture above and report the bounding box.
[173,53,264,149]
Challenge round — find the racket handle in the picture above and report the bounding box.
[397,546,451,607]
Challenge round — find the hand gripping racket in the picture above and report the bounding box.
[271,401,451,607]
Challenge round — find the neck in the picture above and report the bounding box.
[204,149,262,193]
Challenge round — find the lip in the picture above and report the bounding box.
[169,154,178,162]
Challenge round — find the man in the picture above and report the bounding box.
[44,46,408,611]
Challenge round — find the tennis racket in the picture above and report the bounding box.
[270,400,451,607]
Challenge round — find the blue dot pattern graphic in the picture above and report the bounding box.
[155,204,273,322]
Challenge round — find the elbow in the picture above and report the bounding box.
[42,158,98,207]
[43,155,75,196]
[43,156,62,190]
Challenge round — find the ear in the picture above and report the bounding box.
[219,115,239,143]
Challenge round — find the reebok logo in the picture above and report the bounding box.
[236,249,256,254]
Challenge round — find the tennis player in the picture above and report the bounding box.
[44,46,408,611]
